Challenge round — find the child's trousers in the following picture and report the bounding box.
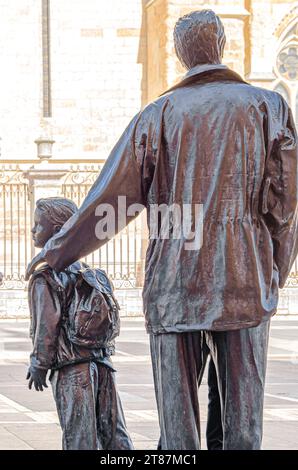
[50,361,134,450]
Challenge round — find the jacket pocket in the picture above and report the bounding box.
[262,177,271,214]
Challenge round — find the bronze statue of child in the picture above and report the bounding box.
[26,197,133,450]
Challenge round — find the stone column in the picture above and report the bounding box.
[23,139,67,257]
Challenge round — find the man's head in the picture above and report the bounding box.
[32,197,78,248]
[174,9,226,70]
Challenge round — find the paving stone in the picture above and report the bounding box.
[0,318,297,450]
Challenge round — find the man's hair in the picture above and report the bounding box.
[36,197,78,228]
[173,10,226,69]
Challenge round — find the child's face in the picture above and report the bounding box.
[31,208,56,248]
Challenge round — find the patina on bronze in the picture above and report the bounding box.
[27,197,133,450]
[26,10,298,449]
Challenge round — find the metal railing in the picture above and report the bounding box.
[0,164,144,290]
[0,163,297,293]
[0,166,32,289]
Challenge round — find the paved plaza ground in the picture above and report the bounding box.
[0,315,297,450]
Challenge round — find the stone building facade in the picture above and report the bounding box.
[0,0,297,316]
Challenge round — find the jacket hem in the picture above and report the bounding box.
[146,316,274,335]
[50,356,115,372]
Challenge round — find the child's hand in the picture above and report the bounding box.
[26,366,48,391]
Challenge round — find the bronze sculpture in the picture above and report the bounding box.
[27,197,133,450]
[26,10,298,449]
[206,358,223,449]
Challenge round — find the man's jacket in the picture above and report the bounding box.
[28,261,114,370]
[41,64,298,334]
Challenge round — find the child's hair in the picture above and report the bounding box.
[36,197,78,229]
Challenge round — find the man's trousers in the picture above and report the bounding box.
[206,357,223,450]
[50,361,133,450]
[149,320,270,450]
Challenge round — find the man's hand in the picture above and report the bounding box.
[25,250,46,281]
[26,366,48,392]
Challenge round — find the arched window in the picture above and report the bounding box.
[277,45,298,81]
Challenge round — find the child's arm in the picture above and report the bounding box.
[27,274,61,391]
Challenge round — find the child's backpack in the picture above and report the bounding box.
[65,267,120,349]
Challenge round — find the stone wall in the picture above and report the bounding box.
[0,0,146,163]
[0,0,41,161]
[49,0,146,160]
[0,0,295,163]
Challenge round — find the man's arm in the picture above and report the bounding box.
[262,96,298,288]
[26,103,163,276]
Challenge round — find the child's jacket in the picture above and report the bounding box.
[28,261,114,371]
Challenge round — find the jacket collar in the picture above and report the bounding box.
[184,63,228,79]
[161,63,247,96]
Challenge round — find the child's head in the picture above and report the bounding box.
[32,197,78,248]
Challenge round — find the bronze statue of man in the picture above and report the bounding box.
[27,10,298,449]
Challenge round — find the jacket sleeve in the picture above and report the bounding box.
[29,275,61,369]
[43,103,163,272]
[262,96,298,289]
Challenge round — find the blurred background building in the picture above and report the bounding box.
[0,0,297,317]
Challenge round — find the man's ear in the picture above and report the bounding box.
[53,225,61,234]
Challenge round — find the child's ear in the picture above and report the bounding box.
[53,225,61,234]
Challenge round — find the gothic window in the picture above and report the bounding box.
[277,45,298,81]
